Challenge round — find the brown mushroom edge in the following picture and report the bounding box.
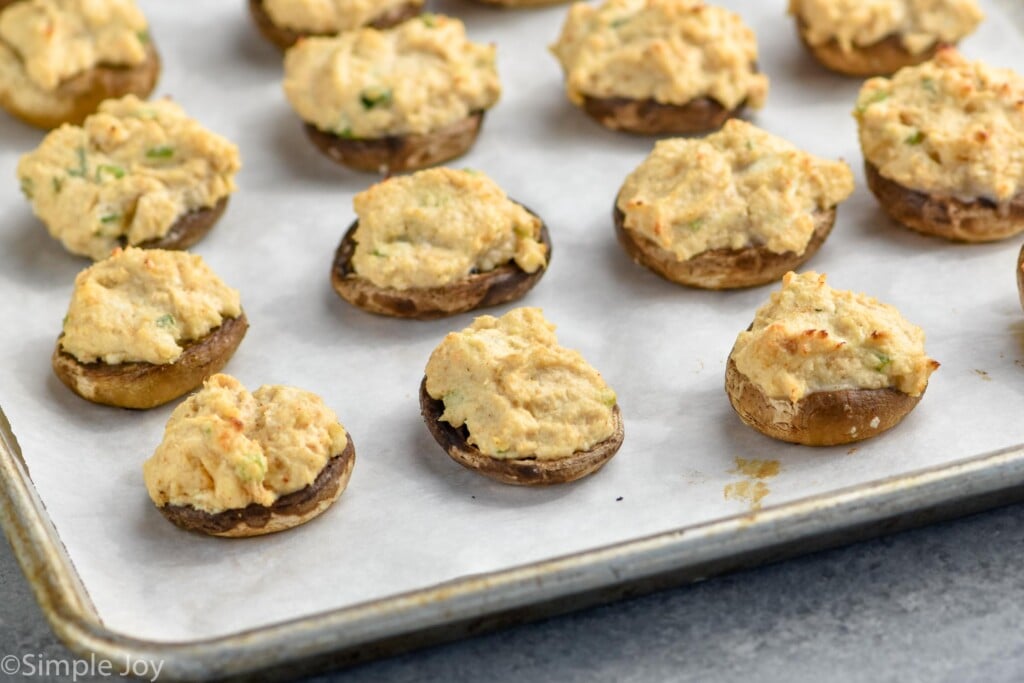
[52,312,248,410]
[794,18,940,77]
[1017,243,1024,313]
[302,112,485,174]
[156,434,356,538]
[247,0,423,50]
[725,356,925,447]
[613,203,836,290]
[471,0,572,6]
[132,196,229,252]
[581,95,746,136]
[0,42,161,130]
[865,161,1024,243]
[419,378,624,486]
[331,211,551,319]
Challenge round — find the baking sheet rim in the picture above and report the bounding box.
[5,403,1024,681]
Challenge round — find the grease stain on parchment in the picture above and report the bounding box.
[724,457,781,511]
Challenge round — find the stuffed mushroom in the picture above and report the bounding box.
[52,248,247,409]
[0,0,160,129]
[789,0,983,77]
[855,49,1024,242]
[143,374,354,537]
[615,120,854,289]
[725,271,939,446]
[550,0,768,135]
[17,95,240,260]
[248,0,423,50]
[283,15,500,174]
[332,168,550,319]
[421,307,624,485]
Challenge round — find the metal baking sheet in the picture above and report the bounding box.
[2,0,1024,679]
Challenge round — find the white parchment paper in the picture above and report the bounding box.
[2,0,1024,643]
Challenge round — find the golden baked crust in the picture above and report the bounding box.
[613,204,836,290]
[302,113,484,174]
[157,434,355,537]
[865,161,1024,242]
[247,0,422,50]
[419,378,623,485]
[725,356,925,446]
[0,42,160,129]
[331,214,551,319]
[52,313,248,409]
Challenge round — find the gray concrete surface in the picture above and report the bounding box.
[4,503,1024,682]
